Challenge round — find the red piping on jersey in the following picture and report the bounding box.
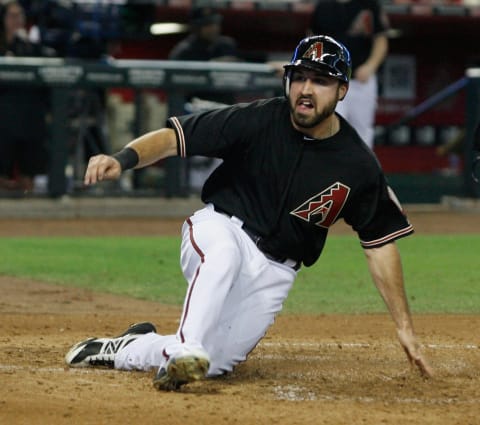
[360,224,414,248]
[170,117,186,157]
[178,217,205,343]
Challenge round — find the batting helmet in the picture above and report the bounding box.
[283,35,352,96]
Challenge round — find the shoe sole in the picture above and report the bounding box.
[153,354,210,391]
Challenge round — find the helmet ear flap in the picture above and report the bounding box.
[283,69,291,98]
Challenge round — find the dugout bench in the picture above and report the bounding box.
[0,57,282,198]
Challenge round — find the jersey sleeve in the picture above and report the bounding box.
[166,102,256,159]
[344,173,413,248]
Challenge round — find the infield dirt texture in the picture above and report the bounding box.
[1,210,479,425]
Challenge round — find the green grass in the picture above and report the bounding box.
[0,237,186,305]
[287,235,480,313]
[0,235,479,313]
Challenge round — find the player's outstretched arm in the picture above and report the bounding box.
[363,242,433,378]
[84,128,178,186]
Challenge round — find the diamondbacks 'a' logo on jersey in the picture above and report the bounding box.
[290,182,350,229]
[303,42,323,62]
[349,11,374,36]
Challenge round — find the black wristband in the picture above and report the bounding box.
[112,147,139,171]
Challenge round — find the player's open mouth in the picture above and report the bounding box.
[297,98,314,111]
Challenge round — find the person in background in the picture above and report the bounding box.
[169,5,238,63]
[309,0,389,150]
[168,5,240,105]
[168,5,241,192]
[0,0,54,193]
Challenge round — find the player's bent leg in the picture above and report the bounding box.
[67,205,295,391]
[174,207,245,352]
[114,332,178,371]
[176,204,297,375]
[151,206,253,389]
[203,260,296,375]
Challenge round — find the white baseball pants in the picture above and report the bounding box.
[336,75,378,149]
[115,204,297,376]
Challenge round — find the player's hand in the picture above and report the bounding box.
[397,328,433,378]
[84,154,122,186]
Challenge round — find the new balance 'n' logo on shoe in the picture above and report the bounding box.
[65,322,156,368]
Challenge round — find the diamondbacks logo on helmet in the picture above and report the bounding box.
[302,42,323,62]
[290,182,350,228]
[283,35,352,90]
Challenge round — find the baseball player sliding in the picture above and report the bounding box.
[65,35,433,390]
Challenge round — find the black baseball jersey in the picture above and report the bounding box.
[310,0,389,73]
[167,97,412,267]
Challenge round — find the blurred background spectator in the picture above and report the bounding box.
[169,5,238,63]
[168,5,240,105]
[0,0,54,193]
[309,0,390,150]
[168,5,242,192]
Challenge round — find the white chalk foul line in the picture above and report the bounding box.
[260,341,479,350]
[0,364,116,374]
[272,384,480,404]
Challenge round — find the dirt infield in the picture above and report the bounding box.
[1,210,480,425]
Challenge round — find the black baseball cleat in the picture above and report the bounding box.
[65,322,156,368]
[152,347,210,391]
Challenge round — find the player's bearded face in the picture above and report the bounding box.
[288,69,342,129]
